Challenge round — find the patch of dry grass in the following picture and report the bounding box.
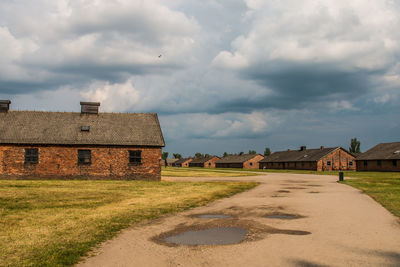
[0,180,257,266]
[162,167,259,177]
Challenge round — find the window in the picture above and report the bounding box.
[129,150,142,164]
[327,161,331,166]
[349,161,353,166]
[393,160,397,167]
[377,160,382,166]
[302,162,304,167]
[250,162,253,166]
[78,150,91,165]
[25,148,38,164]
[364,160,368,167]
[208,162,211,166]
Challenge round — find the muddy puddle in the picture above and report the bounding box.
[196,214,232,219]
[308,191,320,194]
[152,217,311,247]
[277,190,291,193]
[265,213,304,220]
[163,227,247,245]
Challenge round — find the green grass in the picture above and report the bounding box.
[0,180,257,266]
[161,167,259,177]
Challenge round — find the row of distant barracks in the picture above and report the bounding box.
[168,146,400,172]
[0,100,399,181]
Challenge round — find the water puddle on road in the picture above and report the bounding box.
[163,227,247,245]
[196,214,232,219]
[267,215,297,220]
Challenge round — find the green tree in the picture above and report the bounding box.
[349,138,361,153]
[173,153,182,159]
[195,152,203,158]
[223,152,228,157]
[264,147,271,156]
[248,150,257,155]
[162,152,169,160]
[205,153,211,158]
[239,151,244,155]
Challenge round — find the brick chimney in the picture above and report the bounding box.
[80,102,100,114]
[0,100,11,112]
[300,146,306,151]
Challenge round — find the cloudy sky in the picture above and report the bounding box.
[1,0,399,156]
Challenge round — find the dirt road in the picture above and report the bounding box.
[78,173,400,267]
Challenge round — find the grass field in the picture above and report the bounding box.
[0,180,257,266]
[161,167,259,177]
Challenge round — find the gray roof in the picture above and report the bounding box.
[166,158,179,164]
[260,147,346,163]
[356,142,400,160]
[190,156,219,164]
[0,111,165,146]
[173,158,192,164]
[216,154,261,164]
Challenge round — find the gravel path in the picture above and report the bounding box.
[78,173,400,267]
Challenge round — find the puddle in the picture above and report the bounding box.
[277,190,291,193]
[271,195,287,198]
[267,215,297,220]
[163,227,247,245]
[196,214,232,219]
[307,184,322,187]
[308,191,320,194]
[283,187,307,190]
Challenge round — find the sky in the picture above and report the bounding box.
[0,0,399,157]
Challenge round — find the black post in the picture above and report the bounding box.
[339,172,344,181]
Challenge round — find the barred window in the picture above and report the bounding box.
[129,150,142,164]
[393,160,397,167]
[349,161,353,166]
[377,160,382,166]
[364,160,368,167]
[327,161,331,166]
[25,148,38,164]
[78,150,91,165]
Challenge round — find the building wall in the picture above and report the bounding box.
[317,149,356,171]
[356,159,400,172]
[215,163,243,169]
[0,145,162,180]
[260,161,317,170]
[205,157,219,168]
[243,155,264,169]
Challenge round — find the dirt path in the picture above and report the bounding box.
[78,173,400,267]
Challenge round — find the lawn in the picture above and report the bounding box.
[0,180,257,266]
[162,167,259,177]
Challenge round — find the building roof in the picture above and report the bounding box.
[216,154,261,164]
[356,142,400,160]
[165,158,178,164]
[173,158,192,164]
[190,156,219,164]
[260,147,346,163]
[0,111,165,147]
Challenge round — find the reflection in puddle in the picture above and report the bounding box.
[267,215,297,220]
[163,227,247,245]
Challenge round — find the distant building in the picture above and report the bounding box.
[189,156,220,168]
[161,158,179,167]
[172,158,193,167]
[0,101,165,180]
[259,146,356,171]
[356,142,400,172]
[215,154,264,169]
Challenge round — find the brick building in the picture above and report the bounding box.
[259,146,356,171]
[161,158,179,167]
[356,142,400,172]
[215,154,264,169]
[172,158,192,167]
[0,101,165,180]
[189,156,220,168]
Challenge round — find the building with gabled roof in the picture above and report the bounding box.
[259,146,356,171]
[172,158,192,167]
[189,156,220,168]
[162,158,179,167]
[215,154,264,169]
[0,101,165,180]
[356,142,400,171]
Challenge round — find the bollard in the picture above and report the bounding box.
[339,172,344,181]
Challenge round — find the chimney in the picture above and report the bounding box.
[320,146,325,150]
[80,102,100,114]
[0,100,11,112]
[300,146,306,151]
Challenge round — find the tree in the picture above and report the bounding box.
[195,152,203,158]
[205,153,211,158]
[349,138,361,153]
[264,147,271,156]
[239,151,244,155]
[223,152,228,157]
[173,153,182,159]
[248,150,257,155]
[162,152,169,160]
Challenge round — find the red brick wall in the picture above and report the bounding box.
[317,149,356,171]
[0,145,162,180]
[243,155,264,169]
[356,160,400,172]
[205,157,220,168]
